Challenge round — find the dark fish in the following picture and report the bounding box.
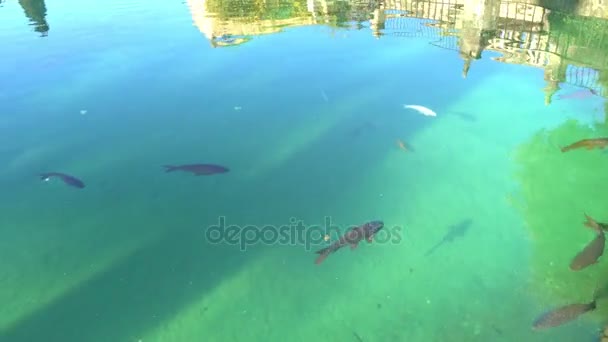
[163,164,229,176]
[532,287,600,330]
[425,219,472,256]
[314,220,384,265]
[570,214,606,271]
[351,122,377,137]
[40,172,85,189]
[451,111,477,122]
[561,138,608,152]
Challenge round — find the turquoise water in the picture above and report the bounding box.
[2,0,608,341]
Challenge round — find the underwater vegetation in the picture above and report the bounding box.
[513,119,608,322]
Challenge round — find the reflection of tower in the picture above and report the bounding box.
[370,7,386,38]
[18,0,49,35]
[458,0,500,78]
[542,54,563,105]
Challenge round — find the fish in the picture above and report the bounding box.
[403,105,437,117]
[569,214,606,271]
[532,287,601,330]
[353,332,364,342]
[314,220,384,265]
[40,172,85,189]
[162,164,229,176]
[557,88,598,100]
[396,139,410,152]
[560,138,608,152]
[425,219,472,256]
[350,121,377,137]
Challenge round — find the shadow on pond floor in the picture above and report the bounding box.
[0,226,255,342]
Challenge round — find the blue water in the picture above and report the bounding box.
[2,0,608,341]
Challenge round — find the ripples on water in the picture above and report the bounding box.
[1,0,608,341]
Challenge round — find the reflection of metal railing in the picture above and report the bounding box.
[429,34,460,51]
[564,65,604,96]
[382,17,440,37]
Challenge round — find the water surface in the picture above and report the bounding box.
[1,0,608,341]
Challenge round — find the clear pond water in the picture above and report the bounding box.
[1,0,608,341]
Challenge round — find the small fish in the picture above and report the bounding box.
[396,139,409,152]
[350,122,377,137]
[403,104,437,117]
[40,172,85,189]
[163,164,229,176]
[532,287,600,330]
[451,111,476,122]
[353,331,364,342]
[314,220,384,265]
[569,214,605,271]
[557,89,598,100]
[561,138,608,152]
[425,219,472,256]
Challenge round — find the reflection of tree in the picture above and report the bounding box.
[204,0,369,27]
[18,0,49,35]
[206,0,310,21]
[513,119,608,313]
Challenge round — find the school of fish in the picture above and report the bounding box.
[38,89,608,338]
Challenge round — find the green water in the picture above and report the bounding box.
[1,0,608,341]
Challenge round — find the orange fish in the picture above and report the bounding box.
[396,139,409,152]
[561,138,608,152]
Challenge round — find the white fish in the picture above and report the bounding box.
[403,105,437,117]
[80,109,87,115]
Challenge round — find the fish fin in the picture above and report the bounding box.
[591,284,602,306]
[162,165,177,172]
[366,235,374,243]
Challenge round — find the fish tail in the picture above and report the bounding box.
[425,242,442,256]
[314,246,333,264]
[584,213,601,232]
[314,251,329,265]
[39,173,52,181]
[560,145,570,153]
[162,165,177,172]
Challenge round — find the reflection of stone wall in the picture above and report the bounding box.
[379,0,606,100]
[187,0,316,47]
[186,0,608,99]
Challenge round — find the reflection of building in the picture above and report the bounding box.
[18,0,49,36]
[186,0,608,102]
[369,0,608,103]
[187,0,317,47]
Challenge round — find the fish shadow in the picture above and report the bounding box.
[425,218,473,256]
[450,111,477,122]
